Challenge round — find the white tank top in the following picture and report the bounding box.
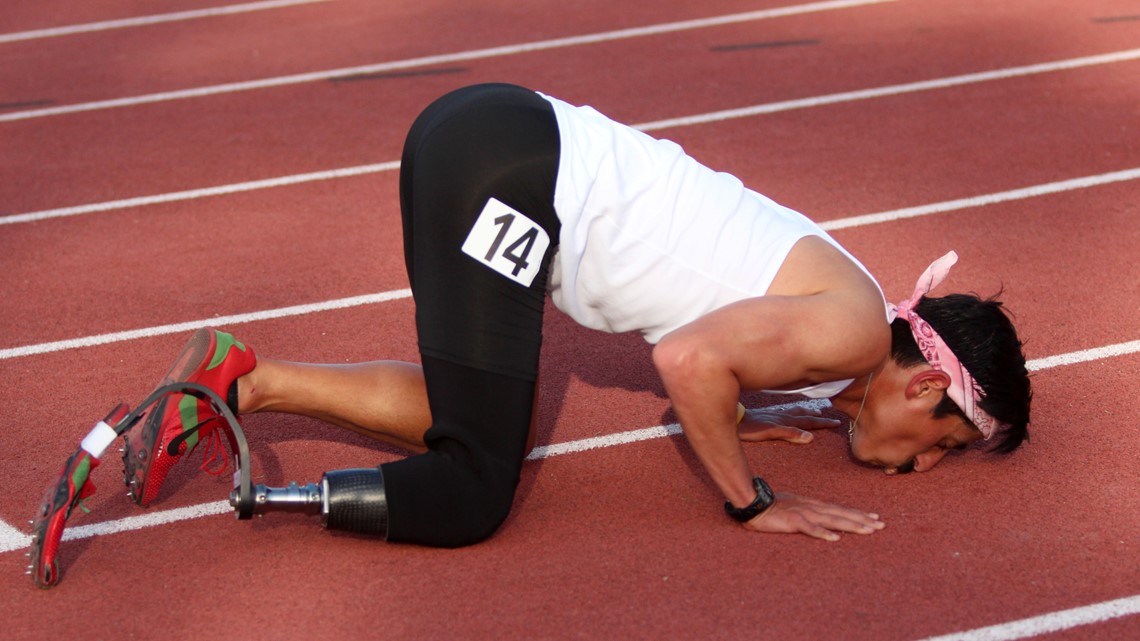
[540,93,878,398]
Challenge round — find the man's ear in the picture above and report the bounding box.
[905,369,951,400]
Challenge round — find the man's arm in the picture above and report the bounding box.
[652,240,890,539]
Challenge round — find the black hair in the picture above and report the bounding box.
[890,293,1031,453]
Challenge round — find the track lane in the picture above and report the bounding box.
[5,48,1140,224]
[2,59,1138,345]
[8,172,1132,366]
[0,0,900,109]
[4,337,1138,553]
[2,352,1137,640]
[2,0,1135,212]
[4,176,1139,525]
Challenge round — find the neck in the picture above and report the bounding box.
[832,365,883,418]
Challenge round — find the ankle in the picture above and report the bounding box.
[235,367,261,414]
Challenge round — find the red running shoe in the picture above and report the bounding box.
[124,328,256,506]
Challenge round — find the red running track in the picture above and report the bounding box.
[1,0,1138,639]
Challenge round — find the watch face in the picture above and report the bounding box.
[754,477,774,506]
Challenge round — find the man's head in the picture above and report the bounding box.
[891,292,1031,453]
[847,292,1032,473]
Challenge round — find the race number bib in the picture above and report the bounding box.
[461,198,551,287]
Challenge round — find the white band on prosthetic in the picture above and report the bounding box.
[80,421,118,459]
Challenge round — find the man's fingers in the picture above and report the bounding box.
[749,493,886,540]
[757,510,851,541]
[788,512,884,541]
[799,521,842,542]
[788,414,844,430]
[806,510,884,535]
[781,406,823,417]
[802,503,885,532]
[779,407,842,425]
[738,425,813,443]
[742,409,842,431]
[797,498,883,525]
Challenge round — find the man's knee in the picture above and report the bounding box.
[438,476,515,548]
[382,448,520,548]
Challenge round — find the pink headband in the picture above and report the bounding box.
[888,251,1005,439]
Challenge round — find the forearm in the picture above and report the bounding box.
[653,341,759,507]
[652,326,887,540]
[684,411,760,507]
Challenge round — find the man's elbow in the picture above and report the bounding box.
[652,333,717,386]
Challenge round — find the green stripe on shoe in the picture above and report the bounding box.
[69,455,91,488]
[207,331,246,370]
[178,394,200,452]
[70,455,93,514]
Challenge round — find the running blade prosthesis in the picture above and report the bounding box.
[27,383,254,589]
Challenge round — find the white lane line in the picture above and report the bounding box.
[633,48,1140,131]
[0,0,899,122]
[912,594,1140,641]
[1027,340,1140,372]
[0,0,332,44]
[1,337,1136,554]
[527,399,831,460]
[0,161,401,226]
[0,289,412,361]
[820,168,1140,231]
[0,502,234,555]
[61,501,233,542]
[0,519,31,555]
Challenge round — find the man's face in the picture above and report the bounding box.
[847,370,985,474]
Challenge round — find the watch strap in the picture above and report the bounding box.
[724,476,775,523]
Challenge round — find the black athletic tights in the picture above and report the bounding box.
[379,84,561,547]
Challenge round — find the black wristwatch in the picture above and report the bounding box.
[724,476,775,523]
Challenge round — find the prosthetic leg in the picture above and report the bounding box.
[233,467,388,538]
[30,382,389,589]
[30,382,253,587]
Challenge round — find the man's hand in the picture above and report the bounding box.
[743,492,884,541]
[737,406,842,444]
